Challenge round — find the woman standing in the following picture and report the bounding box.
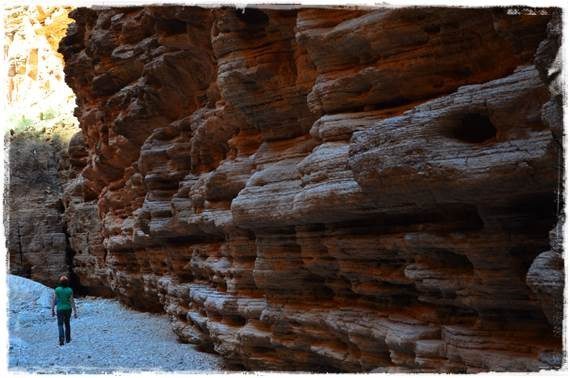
[51,275,78,346]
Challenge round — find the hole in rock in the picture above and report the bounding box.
[157,18,187,35]
[235,8,269,25]
[451,113,497,143]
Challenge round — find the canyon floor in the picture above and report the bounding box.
[8,275,224,373]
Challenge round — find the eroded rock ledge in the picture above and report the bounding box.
[58,6,563,372]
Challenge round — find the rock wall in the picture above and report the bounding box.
[4,6,79,286]
[4,124,77,286]
[59,6,563,372]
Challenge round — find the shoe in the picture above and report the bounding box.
[66,338,71,343]
[59,338,64,346]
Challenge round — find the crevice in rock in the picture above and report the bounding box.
[63,222,85,295]
[450,113,497,144]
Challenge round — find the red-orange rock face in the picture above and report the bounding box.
[59,6,563,372]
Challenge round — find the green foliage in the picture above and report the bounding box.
[11,115,34,132]
[39,108,57,121]
[5,104,77,138]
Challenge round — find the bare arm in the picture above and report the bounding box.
[51,293,56,316]
[71,295,78,318]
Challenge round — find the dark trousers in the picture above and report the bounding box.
[57,309,72,343]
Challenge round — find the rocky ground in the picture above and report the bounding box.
[8,275,224,373]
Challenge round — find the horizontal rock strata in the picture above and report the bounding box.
[58,6,563,372]
[5,125,77,286]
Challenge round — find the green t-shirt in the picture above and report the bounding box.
[55,286,73,311]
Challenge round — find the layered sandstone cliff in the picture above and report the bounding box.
[57,6,563,372]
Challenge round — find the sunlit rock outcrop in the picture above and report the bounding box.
[4,6,76,128]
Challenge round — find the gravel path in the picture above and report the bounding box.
[8,275,224,373]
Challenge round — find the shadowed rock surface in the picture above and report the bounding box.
[5,125,77,285]
[21,5,563,372]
